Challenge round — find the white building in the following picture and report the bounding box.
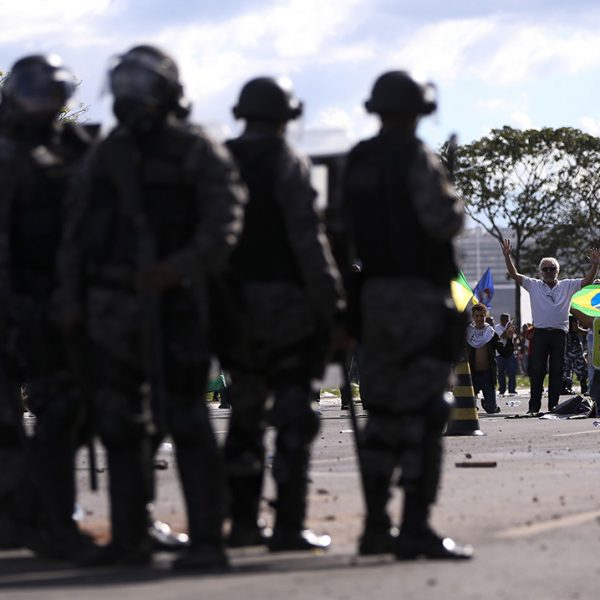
[456,226,531,323]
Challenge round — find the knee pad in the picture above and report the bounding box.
[360,447,396,479]
[361,413,425,451]
[225,417,264,477]
[277,408,320,449]
[269,385,319,441]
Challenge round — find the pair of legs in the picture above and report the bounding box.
[359,279,472,559]
[225,365,323,550]
[0,358,41,551]
[562,347,588,394]
[223,281,326,550]
[88,334,226,568]
[471,370,500,413]
[496,354,517,394]
[529,329,566,413]
[25,371,92,558]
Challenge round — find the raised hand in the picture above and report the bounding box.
[501,238,512,257]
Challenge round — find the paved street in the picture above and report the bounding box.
[1,390,600,599]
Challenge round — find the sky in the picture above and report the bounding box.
[2,0,600,154]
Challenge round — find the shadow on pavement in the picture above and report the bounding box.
[0,550,394,590]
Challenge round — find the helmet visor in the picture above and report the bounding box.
[8,63,75,115]
[109,64,166,105]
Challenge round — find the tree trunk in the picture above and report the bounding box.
[514,280,521,327]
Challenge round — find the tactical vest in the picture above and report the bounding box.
[593,318,600,370]
[8,122,90,300]
[82,124,200,276]
[345,133,456,285]
[226,136,302,283]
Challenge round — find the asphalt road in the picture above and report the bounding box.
[1,389,600,599]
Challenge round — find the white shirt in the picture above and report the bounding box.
[521,276,582,332]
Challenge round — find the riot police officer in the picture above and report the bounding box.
[0,54,94,558]
[344,71,472,559]
[222,77,344,551]
[56,45,246,568]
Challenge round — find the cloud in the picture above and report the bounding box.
[388,18,495,82]
[509,111,535,130]
[151,0,369,112]
[0,0,114,44]
[380,15,600,88]
[579,117,600,136]
[480,25,600,85]
[475,98,507,111]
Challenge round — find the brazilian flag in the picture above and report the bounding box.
[451,271,474,312]
[571,284,600,316]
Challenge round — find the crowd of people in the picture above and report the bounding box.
[0,47,472,571]
[463,245,600,416]
[2,42,598,577]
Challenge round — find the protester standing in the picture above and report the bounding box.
[501,240,600,413]
[466,304,515,414]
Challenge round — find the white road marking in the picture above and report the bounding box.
[494,509,600,539]
[553,430,600,437]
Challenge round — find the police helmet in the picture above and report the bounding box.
[2,54,76,117]
[232,77,303,122]
[109,45,188,114]
[365,71,437,116]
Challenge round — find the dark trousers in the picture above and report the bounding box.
[590,369,600,409]
[529,329,566,413]
[471,370,498,413]
[496,354,517,394]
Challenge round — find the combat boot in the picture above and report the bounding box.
[78,540,153,567]
[358,474,395,555]
[227,474,270,548]
[174,442,229,569]
[268,528,331,552]
[148,518,189,552]
[269,475,330,552]
[172,542,229,571]
[359,527,398,555]
[228,518,272,548]
[79,443,153,567]
[394,526,473,561]
[396,492,473,560]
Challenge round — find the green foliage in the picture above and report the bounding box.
[454,126,600,277]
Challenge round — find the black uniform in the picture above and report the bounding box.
[0,117,93,557]
[222,131,343,549]
[56,114,246,566]
[345,113,470,558]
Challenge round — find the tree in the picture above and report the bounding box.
[451,126,600,325]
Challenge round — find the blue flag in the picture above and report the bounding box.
[473,267,494,308]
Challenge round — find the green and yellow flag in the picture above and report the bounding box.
[451,271,474,312]
[571,284,600,317]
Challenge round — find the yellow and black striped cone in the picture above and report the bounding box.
[445,351,484,436]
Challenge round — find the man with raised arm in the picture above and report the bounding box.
[501,239,600,414]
